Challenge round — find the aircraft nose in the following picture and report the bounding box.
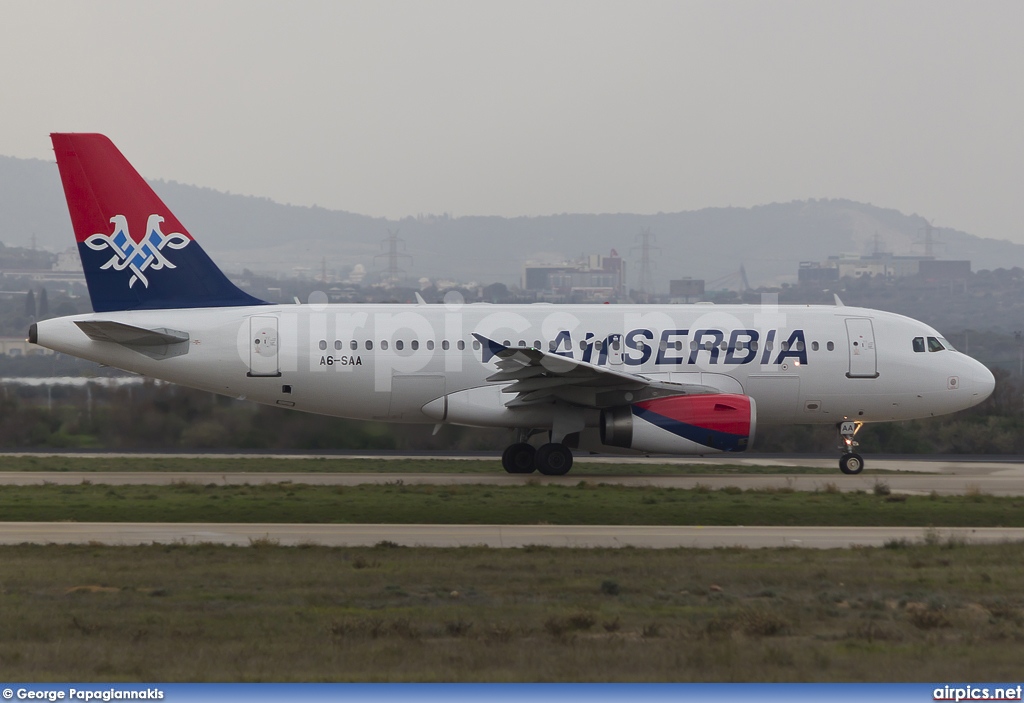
[961,358,995,407]
[978,363,996,401]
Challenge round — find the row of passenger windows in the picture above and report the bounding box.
[319,339,474,351]
[317,337,841,353]
[319,335,956,355]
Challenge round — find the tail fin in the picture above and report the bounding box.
[51,133,266,312]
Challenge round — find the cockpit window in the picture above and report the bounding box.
[938,337,956,352]
[913,337,925,353]
[927,336,945,352]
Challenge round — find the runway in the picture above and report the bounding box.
[1,467,1023,495]
[2,455,1021,548]
[1,522,1022,549]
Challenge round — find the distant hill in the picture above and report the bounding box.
[3,154,1024,288]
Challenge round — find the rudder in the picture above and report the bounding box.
[51,133,266,312]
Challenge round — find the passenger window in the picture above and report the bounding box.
[426,340,434,350]
[381,340,389,350]
[826,341,834,351]
[518,340,526,347]
[442,340,450,351]
[913,337,925,353]
[470,340,478,351]
[411,340,419,350]
[503,340,511,347]
[534,340,541,348]
[927,336,944,352]
[365,341,373,350]
[350,340,358,351]
[395,340,404,351]
[751,341,759,352]
[334,340,342,350]
[549,340,557,351]
[811,341,819,351]
[318,340,327,351]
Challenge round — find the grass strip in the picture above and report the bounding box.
[0,455,838,474]
[1,482,1021,526]
[0,541,1022,681]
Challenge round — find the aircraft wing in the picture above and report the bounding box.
[473,334,719,409]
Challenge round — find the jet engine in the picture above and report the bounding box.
[599,394,755,455]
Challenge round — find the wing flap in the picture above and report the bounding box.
[473,333,720,409]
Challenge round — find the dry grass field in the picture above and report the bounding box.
[1,540,1023,681]
[0,481,1021,526]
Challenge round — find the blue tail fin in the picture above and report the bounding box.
[51,133,266,312]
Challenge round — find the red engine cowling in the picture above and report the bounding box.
[600,394,756,454]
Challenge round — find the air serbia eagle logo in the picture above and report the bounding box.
[85,214,190,288]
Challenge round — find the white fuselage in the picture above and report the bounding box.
[33,302,994,433]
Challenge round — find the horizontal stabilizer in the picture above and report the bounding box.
[74,320,190,360]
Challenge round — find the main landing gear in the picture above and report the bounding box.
[501,438,574,476]
[837,421,864,475]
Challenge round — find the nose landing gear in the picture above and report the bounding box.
[837,421,864,475]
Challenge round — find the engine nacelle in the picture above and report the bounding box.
[599,394,755,455]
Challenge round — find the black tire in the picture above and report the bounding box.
[535,443,573,476]
[839,452,864,475]
[502,443,536,474]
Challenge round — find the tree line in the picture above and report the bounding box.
[3,370,1021,454]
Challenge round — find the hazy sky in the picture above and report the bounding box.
[3,1,1023,242]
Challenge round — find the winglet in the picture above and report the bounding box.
[472,333,508,363]
[834,294,845,307]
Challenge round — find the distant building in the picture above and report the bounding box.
[0,338,53,357]
[53,247,84,273]
[669,278,705,302]
[918,259,971,281]
[798,262,840,285]
[523,250,625,300]
[798,253,971,283]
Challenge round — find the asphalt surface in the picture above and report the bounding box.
[1,523,1021,549]
[1,454,1021,548]
[1,461,1023,495]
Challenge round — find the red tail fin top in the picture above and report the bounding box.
[51,133,193,245]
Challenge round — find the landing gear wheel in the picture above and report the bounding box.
[535,443,573,476]
[839,452,864,475]
[501,443,536,474]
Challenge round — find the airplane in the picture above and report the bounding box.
[30,133,995,475]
